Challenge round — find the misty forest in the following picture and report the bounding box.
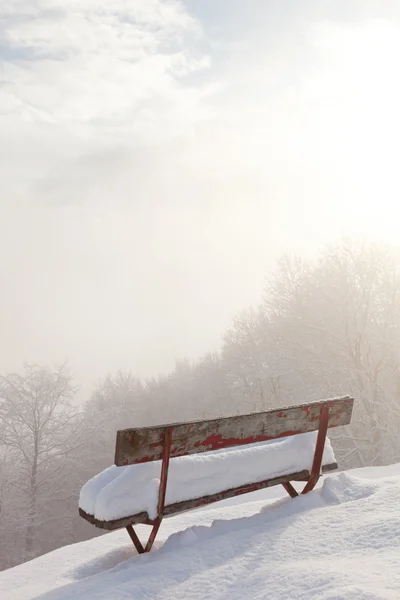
[1,239,400,570]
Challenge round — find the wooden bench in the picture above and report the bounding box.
[79,396,354,554]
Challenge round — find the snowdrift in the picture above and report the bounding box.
[1,464,400,600]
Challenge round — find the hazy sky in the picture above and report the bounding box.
[1,0,400,392]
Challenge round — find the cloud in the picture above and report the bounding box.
[0,0,208,124]
[1,1,400,391]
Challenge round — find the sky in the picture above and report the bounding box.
[1,0,400,394]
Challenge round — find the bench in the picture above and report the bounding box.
[79,395,354,554]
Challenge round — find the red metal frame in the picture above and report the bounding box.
[302,404,329,494]
[126,523,146,554]
[125,427,173,553]
[282,481,299,498]
[281,405,330,498]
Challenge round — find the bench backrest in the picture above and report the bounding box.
[114,396,354,466]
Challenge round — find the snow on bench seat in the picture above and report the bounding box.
[79,431,336,522]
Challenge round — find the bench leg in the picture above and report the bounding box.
[282,481,299,498]
[125,427,173,554]
[145,519,162,553]
[302,404,329,495]
[126,524,145,554]
[125,520,162,554]
[281,405,330,500]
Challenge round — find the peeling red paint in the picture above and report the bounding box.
[193,430,304,452]
[114,396,354,466]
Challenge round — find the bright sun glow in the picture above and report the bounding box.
[1,4,400,382]
[302,20,400,244]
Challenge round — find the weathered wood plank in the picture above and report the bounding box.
[79,462,338,531]
[79,507,148,529]
[115,396,354,466]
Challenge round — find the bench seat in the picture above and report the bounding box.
[80,431,336,528]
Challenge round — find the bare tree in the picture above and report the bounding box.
[262,241,400,466]
[83,371,148,475]
[222,308,274,411]
[0,363,84,562]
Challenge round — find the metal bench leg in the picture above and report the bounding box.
[125,520,162,554]
[302,405,329,495]
[144,519,162,553]
[282,481,298,498]
[282,406,330,500]
[126,427,173,553]
[126,524,145,554]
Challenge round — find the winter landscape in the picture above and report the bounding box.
[1,0,400,598]
[2,465,400,600]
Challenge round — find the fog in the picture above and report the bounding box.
[1,1,400,388]
[2,0,400,571]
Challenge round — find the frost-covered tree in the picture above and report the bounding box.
[263,242,400,466]
[83,371,147,475]
[221,241,400,468]
[222,308,273,410]
[0,363,84,563]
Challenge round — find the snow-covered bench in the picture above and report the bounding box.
[79,396,354,553]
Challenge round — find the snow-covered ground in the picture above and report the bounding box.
[2,464,400,600]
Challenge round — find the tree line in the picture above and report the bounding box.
[1,240,400,570]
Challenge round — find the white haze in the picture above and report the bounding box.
[1,0,400,389]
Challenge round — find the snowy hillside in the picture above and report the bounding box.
[1,464,400,600]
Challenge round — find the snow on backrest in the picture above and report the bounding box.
[114,396,354,466]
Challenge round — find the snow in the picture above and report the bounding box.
[2,464,400,600]
[79,431,335,521]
